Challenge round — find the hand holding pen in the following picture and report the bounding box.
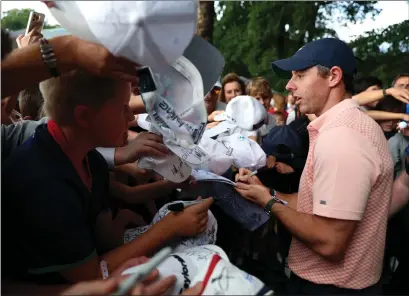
[164,197,214,237]
[235,168,263,186]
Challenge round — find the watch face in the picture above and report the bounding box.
[264,198,275,217]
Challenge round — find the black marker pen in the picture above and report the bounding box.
[167,202,185,212]
[167,200,204,212]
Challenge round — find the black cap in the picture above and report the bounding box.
[271,38,357,78]
[261,125,304,157]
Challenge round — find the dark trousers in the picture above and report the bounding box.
[283,272,382,295]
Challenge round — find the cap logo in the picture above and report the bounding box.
[238,135,245,141]
[159,101,185,128]
[172,254,191,292]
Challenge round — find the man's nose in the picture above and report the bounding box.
[286,78,296,92]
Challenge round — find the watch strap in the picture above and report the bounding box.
[264,195,288,217]
[264,198,277,217]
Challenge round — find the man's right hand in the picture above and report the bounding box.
[115,133,168,166]
[164,198,214,237]
[387,87,409,104]
[235,168,263,185]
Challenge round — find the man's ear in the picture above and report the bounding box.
[73,105,94,128]
[328,66,343,88]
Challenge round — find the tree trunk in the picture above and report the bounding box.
[197,1,215,44]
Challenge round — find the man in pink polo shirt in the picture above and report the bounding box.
[235,38,393,294]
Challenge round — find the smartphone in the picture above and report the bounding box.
[137,67,157,93]
[25,11,45,35]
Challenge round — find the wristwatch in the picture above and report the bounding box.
[264,189,287,217]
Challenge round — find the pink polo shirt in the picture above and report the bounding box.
[288,99,393,289]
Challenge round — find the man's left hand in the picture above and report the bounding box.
[235,183,271,207]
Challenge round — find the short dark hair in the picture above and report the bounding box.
[392,73,409,87]
[316,65,354,95]
[354,76,383,95]
[374,95,405,114]
[1,29,12,60]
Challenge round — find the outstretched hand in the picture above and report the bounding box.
[115,133,168,166]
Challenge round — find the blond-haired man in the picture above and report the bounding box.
[2,70,212,285]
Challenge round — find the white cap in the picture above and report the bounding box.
[124,201,217,252]
[194,251,271,295]
[140,36,224,166]
[214,95,267,130]
[137,152,192,183]
[121,244,271,296]
[155,245,229,295]
[192,134,266,175]
[202,120,237,139]
[48,1,198,71]
[218,133,267,171]
[192,136,235,175]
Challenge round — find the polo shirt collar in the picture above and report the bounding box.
[308,98,359,132]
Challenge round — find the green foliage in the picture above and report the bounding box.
[214,1,384,92]
[351,20,409,87]
[1,8,60,32]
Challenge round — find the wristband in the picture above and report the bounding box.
[40,38,60,77]
[100,260,109,279]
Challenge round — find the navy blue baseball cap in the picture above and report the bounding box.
[271,38,357,79]
[262,125,304,158]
